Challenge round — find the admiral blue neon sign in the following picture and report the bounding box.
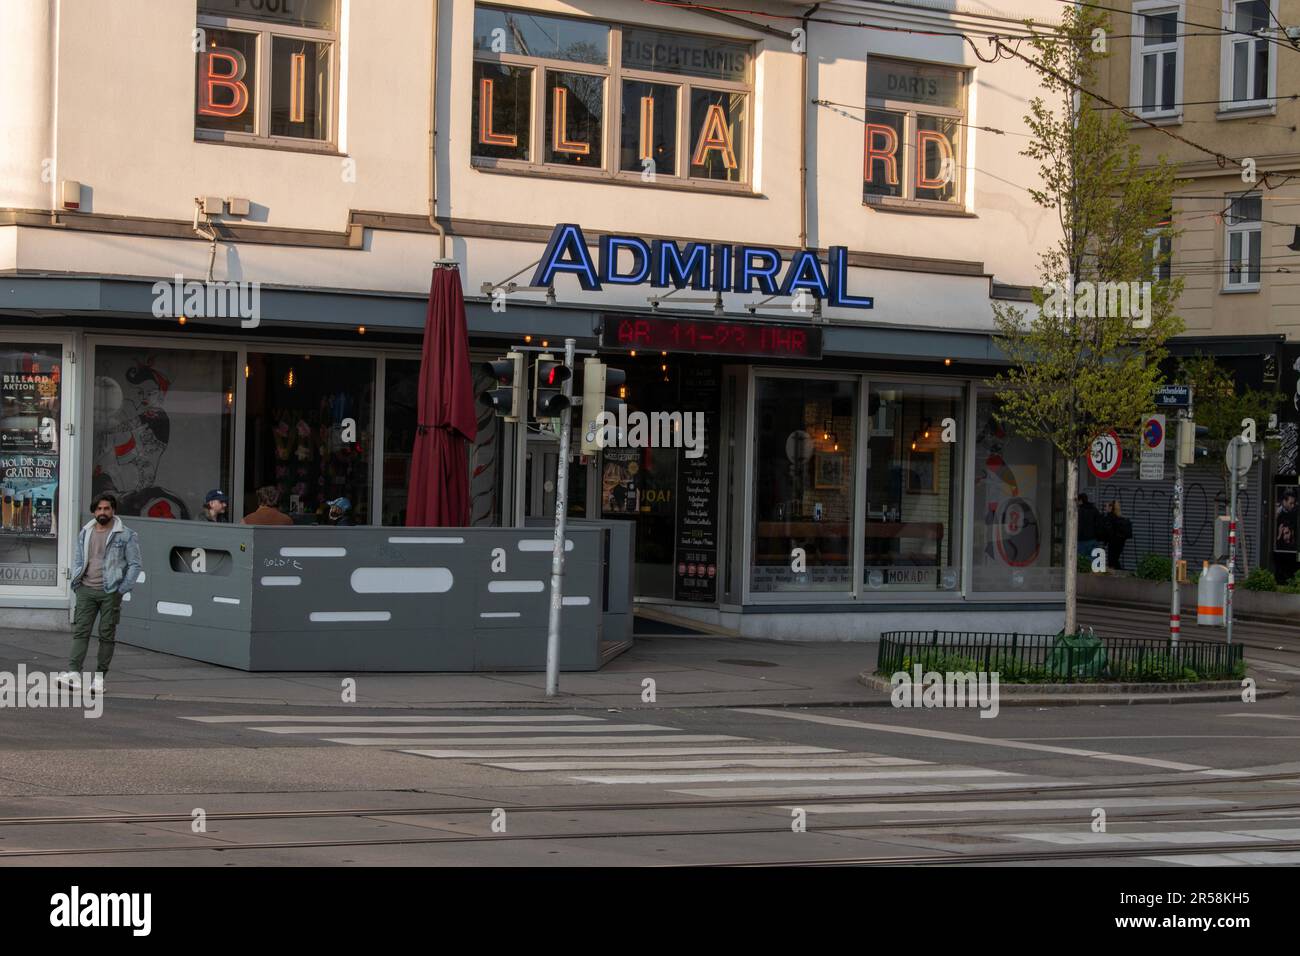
[529,223,874,309]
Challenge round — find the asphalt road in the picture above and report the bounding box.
[4,681,1300,866]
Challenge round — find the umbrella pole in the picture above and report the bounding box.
[545,338,577,697]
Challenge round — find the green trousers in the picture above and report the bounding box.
[70,587,122,674]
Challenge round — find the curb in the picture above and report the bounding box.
[858,671,1287,706]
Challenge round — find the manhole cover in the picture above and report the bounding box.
[716,658,779,667]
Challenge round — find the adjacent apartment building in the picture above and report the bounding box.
[0,0,1070,639]
[1092,0,1300,583]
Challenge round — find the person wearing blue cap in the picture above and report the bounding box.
[202,489,229,522]
[326,497,354,526]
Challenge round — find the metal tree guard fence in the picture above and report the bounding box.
[876,631,1245,683]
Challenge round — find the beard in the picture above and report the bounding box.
[95,514,112,525]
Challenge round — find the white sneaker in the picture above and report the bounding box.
[57,672,82,690]
[90,675,104,695]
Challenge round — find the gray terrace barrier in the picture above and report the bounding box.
[116,517,634,671]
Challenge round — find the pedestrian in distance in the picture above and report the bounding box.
[1104,500,1132,571]
[242,485,294,526]
[201,488,229,522]
[1077,493,1101,557]
[58,492,142,695]
[325,497,355,526]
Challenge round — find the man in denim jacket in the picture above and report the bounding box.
[59,492,142,695]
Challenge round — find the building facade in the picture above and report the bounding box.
[0,0,1069,638]
[1094,0,1300,581]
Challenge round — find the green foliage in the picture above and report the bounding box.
[1177,354,1283,467]
[1077,554,1093,574]
[1242,569,1277,592]
[1135,554,1172,581]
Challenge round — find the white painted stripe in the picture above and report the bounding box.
[1010,828,1300,846]
[736,707,1225,774]
[387,536,464,545]
[485,757,927,772]
[328,734,745,746]
[261,576,301,586]
[137,571,146,582]
[212,596,241,605]
[402,745,842,758]
[1144,851,1300,866]
[518,539,573,552]
[562,596,591,606]
[797,796,1228,814]
[488,580,545,593]
[280,547,346,557]
[351,567,453,593]
[181,714,604,724]
[1212,810,1300,819]
[122,593,131,602]
[156,601,192,617]
[1223,713,1300,721]
[480,612,521,619]
[573,768,1014,785]
[668,784,1036,799]
[308,611,391,623]
[252,723,675,735]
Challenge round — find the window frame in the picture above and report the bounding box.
[195,2,341,152]
[1223,192,1263,292]
[862,56,970,212]
[1130,1,1184,119]
[1220,0,1277,112]
[470,6,755,191]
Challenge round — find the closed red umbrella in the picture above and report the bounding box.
[407,264,477,527]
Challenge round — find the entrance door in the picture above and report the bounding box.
[523,434,591,519]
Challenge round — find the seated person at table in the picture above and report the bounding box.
[242,485,293,526]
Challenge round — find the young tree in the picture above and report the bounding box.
[1178,354,1282,469]
[989,7,1183,635]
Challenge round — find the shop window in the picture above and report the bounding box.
[90,347,236,522]
[864,57,967,209]
[471,5,752,187]
[0,345,64,589]
[972,393,1064,592]
[750,378,856,593]
[864,383,963,593]
[1131,3,1181,117]
[196,0,337,147]
[243,353,373,524]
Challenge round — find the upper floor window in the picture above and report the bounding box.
[1222,0,1275,109]
[1145,216,1173,282]
[1224,193,1262,291]
[1131,2,1182,116]
[471,5,753,188]
[195,0,338,149]
[863,58,967,210]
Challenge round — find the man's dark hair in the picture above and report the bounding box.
[1078,494,1090,504]
[256,485,281,507]
[91,492,118,513]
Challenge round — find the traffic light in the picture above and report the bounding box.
[479,351,524,422]
[1177,419,1209,466]
[580,357,626,455]
[532,353,572,418]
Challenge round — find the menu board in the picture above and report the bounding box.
[674,362,720,602]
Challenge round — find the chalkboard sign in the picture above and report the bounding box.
[674,362,720,602]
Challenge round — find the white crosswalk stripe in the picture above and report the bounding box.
[179,714,603,723]
[330,734,748,746]
[1144,851,1300,865]
[1008,827,1300,846]
[250,723,677,735]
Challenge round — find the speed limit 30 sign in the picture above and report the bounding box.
[1088,431,1122,479]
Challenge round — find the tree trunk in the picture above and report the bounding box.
[1064,458,1079,636]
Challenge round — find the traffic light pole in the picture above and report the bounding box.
[1227,458,1238,647]
[545,338,576,697]
[1171,452,1182,647]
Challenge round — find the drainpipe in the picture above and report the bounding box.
[429,0,447,260]
[799,3,820,250]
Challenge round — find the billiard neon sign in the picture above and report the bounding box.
[530,224,874,309]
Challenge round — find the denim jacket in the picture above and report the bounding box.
[71,517,143,594]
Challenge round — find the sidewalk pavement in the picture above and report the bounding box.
[0,626,880,710]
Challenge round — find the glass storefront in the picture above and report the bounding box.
[864,382,963,593]
[750,376,856,593]
[0,345,64,589]
[243,352,374,524]
[91,346,236,521]
[973,391,1064,592]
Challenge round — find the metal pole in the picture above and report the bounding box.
[513,374,529,529]
[1227,449,1238,647]
[544,338,576,697]
[1171,446,1182,647]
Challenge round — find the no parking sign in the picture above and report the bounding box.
[1087,431,1122,479]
